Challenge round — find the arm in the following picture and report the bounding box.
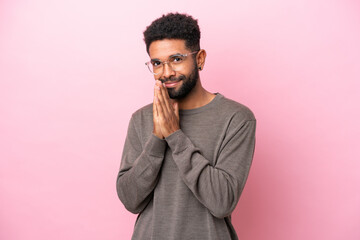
[166,119,256,218]
[154,80,256,218]
[116,114,166,214]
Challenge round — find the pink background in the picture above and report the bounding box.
[1,0,359,239]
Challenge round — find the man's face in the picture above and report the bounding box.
[148,39,199,99]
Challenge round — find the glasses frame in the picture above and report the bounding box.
[145,51,199,75]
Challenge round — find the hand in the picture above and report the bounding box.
[153,83,164,139]
[153,80,180,138]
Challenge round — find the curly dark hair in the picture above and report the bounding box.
[143,13,201,53]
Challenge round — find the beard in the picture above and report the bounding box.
[160,64,199,99]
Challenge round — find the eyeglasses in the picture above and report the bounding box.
[145,51,198,75]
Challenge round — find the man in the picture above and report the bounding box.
[116,13,256,240]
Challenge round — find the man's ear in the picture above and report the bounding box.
[197,49,207,71]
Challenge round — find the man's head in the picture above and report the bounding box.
[143,13,206,99]
[143,13,201,54]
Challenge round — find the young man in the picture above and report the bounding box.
[116,13,256,240]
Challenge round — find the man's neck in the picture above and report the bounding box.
[175,80,216,110]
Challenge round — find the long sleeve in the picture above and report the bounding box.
[165,118,256,219]
[116,115,167,214]
[118,95,256,240]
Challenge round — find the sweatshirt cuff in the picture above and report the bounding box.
[165,129,191,153]
[144,134,167,157]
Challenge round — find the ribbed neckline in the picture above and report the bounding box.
[179,93,223,115]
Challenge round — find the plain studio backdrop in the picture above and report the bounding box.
[0,0,359,239]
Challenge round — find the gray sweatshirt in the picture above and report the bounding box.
[116,93,256,240]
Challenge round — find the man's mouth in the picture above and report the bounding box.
[161,76,185,88]
[164,81,181,88]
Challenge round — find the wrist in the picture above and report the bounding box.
[163,127,180,138]
[153,131,164,139]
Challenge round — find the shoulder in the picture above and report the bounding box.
[126,103,153,130]
[217,94,256,122]
[127,103,154,139]
[131,103,153,120]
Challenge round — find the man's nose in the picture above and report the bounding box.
[161,62,176,78]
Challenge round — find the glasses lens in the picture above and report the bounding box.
[146,53,190,75]
[146,62,155,74]
[169,55,185,65]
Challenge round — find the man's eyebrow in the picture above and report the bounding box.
[150,53,183,61]
[169,53,183,57]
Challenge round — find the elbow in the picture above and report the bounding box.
[116,171,152,214]
[116,185,143,214]
[209,203,236,219]
[116,178,142,214]
[208,183,241,219]
[122,201,143,214]
[207,191,238,218]
[116,176,141,214]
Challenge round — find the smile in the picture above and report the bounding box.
[164,81,181,88]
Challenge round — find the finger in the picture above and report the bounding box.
[155,94,165,120]
[153,99,158,118]
[153,85,159,118]
[160,83,173,112]
[162,82,172,102]
[155,97,161,122]
[161,82,176,112]
[154,84,164,116]
[173,101,179,120]
[155,82,169,116]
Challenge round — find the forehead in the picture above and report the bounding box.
[148,39,188,59]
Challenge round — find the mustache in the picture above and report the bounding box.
[159,75,185,83]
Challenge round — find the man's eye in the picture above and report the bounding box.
[171,56,184,63]
[152,61,161,67]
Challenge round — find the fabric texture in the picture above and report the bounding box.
[116,93,256,240]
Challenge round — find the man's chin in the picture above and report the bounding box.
[167,88,180,99]
[166,82,183,99]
